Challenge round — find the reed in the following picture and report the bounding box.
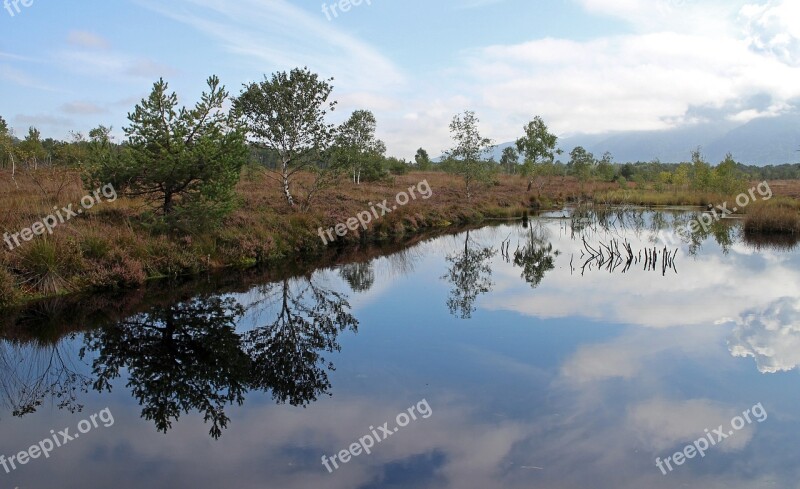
[744,200,800,235]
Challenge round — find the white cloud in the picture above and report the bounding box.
[400,0,800,154]
[136,0,405,93]
[479,221,800,329]
[629,398,755,453]
[741,0,800,66]
[577,0,748,33]
[14,113,74,128]
[57,50,177,80]
[729,297,800,373]
[458,27,800,142]
[60,101,108,115]
[0,63,58,92]
[66,31,111,50]
[126,0,800,159]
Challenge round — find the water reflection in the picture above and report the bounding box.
[442,230,497,319]
[339,262,375,293]
[742,232,800,251]
[245,277,358,407]
[729,297,800,373]
[0,293,137,418]
[81,294,250,438]
[0,268,362,439]
[2,208,800,489]
[0,339,89,417]
[511,223,558,288]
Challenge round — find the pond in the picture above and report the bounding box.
[2,207,799,488]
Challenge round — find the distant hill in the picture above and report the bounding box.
[486,113,800,166]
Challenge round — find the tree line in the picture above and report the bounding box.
[2,66,798,228]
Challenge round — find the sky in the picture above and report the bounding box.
[1,0,799,159]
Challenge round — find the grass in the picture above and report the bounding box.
[0,169,544,306]
[597,188,729,207]
[744,198,800,235]
[2,168,800,308]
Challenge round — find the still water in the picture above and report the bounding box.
[2,208,799,489]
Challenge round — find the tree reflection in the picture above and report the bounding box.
[339,262,375,293]
[245,277,358,406]
[81,295,251,439]
[76,276,359,438]
[659,211,738,256]
[513,224,558,288]
[442,230,497,319]
[0,339,90,418]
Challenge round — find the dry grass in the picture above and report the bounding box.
[2,168,799,307]
[597,189,727,207]
[0,169,548,306]
[599,183,800,237]
[744,199,800,235]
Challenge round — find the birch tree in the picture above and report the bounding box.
[443,111,494,200]
[235,68,337,209]
[516,116,559,192]
[334,110,385,184]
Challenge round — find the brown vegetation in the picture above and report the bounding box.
[744,199,800,235]
[2,169,799,308]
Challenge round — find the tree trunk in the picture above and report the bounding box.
[9,151,17,188]
[282,158,295,207]
[163,192,174,215]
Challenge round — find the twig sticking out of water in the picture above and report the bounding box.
[580,238,678,276]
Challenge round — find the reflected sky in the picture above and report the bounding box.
[1,210,799,488]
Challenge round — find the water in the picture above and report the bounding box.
[2,208,800,488]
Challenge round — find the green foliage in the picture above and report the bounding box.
[235,67,337,210]
[516,116,558,166]
[672,163,690,190]
[443,111,495,200]
[620,163,635,179]
[384,156,409,176]
[86,76,248,230]
[690,149,713,191]
[415,148,432,170]
[53,132,90,168]
[516,116,559,188]
[712,153,747,194]
[655,171,671,191]
[17,127,48,167]
[0,116,13,170]
[595,152,616,182]
[568,146,595,183]
[500,146,519,174]
[331,110,386,183]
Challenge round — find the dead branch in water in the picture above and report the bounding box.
[575,238,678,276]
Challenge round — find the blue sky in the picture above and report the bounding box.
[1,0,799,158]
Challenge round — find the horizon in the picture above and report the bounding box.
[1,0,799,160]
